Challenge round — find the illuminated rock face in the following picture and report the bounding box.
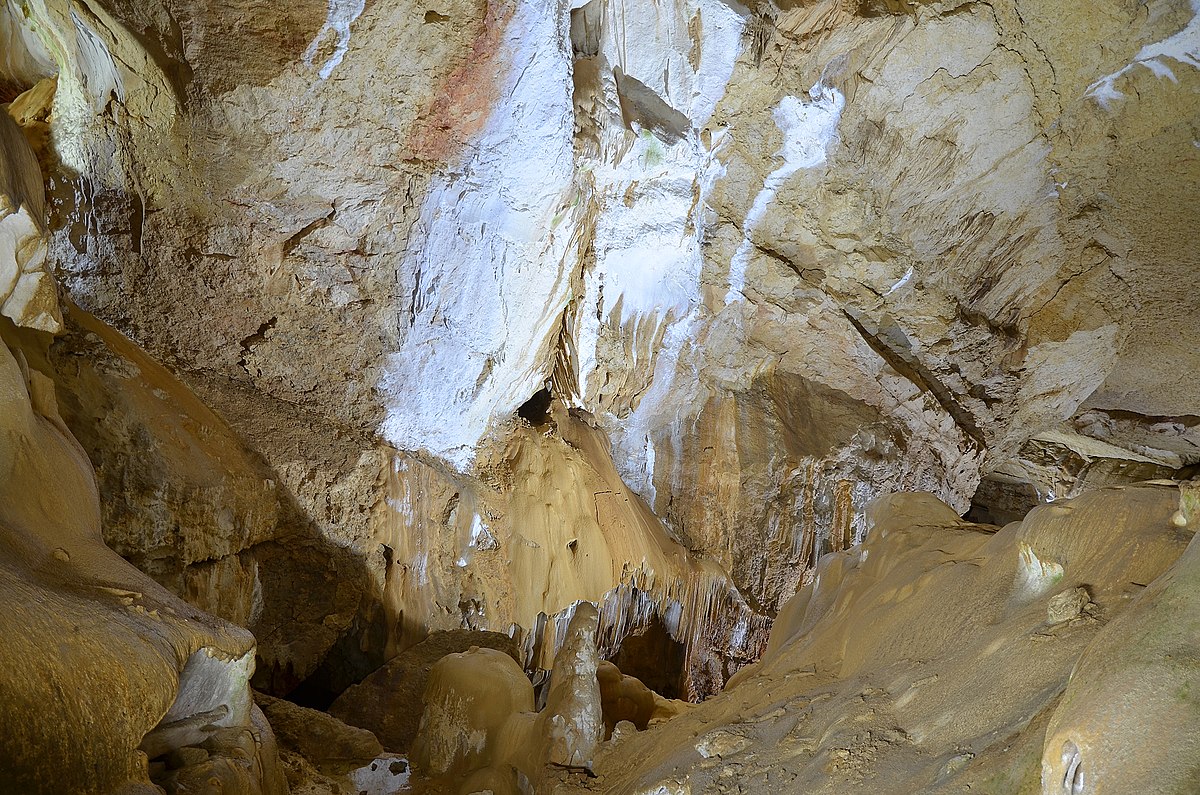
[0,111,284,794]
[0,0,1198,769]
[570,485,1199,794]
[0,110,58,332]
[410,602,606,790]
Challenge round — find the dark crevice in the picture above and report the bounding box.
[518,387,553,426]
[610,614,687,700]
[270,602,390,711]
[129,192,144,254]
[237,317,277,375]
[841,307,987,448]
[1083,408,1200,427]
[0,79,31,104]
[282,212,333,258]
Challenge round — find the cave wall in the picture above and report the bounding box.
[1,0,1197,692]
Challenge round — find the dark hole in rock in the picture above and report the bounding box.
[283,604,390,711]
[424,10,449,23]
[518,387,553,426]
[966,476,1041,526]
[0,79,31,104]
[610,615,686,700]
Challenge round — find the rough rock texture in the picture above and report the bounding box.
[550,485,1197,793]
[411,645,538,788]
[0,104,58,331]
[45,300,386,700]
[0,90,284,795]
[329,629,522,753]
[254,691,412,795]
[2,0,1199,742]
[255,692,383,774]
[541,602,604,769]
[375,405,768,699]
[0,317,285,795]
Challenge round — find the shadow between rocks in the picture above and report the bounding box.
[48,303,390,711]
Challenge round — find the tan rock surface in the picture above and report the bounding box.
[1,2,1198,785]
[0,319,285,794]
[1,0,1189,670]
[552,485,1195,793]
[329,629,522,753]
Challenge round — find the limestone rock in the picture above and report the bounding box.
[1,0,1195,713]
[411,646,536,780]
[408,602,616,790]
[41,301,382,702]
[579,485,1193,793]
[48,303,279,580]
[2,1,1199,782]
[0,322,284,795]
[0,101,58,333]
[597,660,655,735]
[1041,493,1200,794]
[541,602,604,769]
[376,409,768,700]
[329,629,522,753]
[1047,587,1091,625]
[255,691,383,774]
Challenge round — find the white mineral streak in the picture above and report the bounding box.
[609,314,701,504]
[725,83,845,303]
[304,0,367,80]
[469,513,498,550]
[0,207,53,329]
[1086,0,1200,107]
[572,130,726,403]
[69,9,124,105]
[349,757,410,795]
[379,0,576,470]
[884,265,915,296]
[644,435,657,506]
[568,0,744,501]
[601,0,744,125]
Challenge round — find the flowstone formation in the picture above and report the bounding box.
[410,603,605,793]
[552,485,1199,794]
[0,107,284,795]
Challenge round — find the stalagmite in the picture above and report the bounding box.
[540,602,604,770]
